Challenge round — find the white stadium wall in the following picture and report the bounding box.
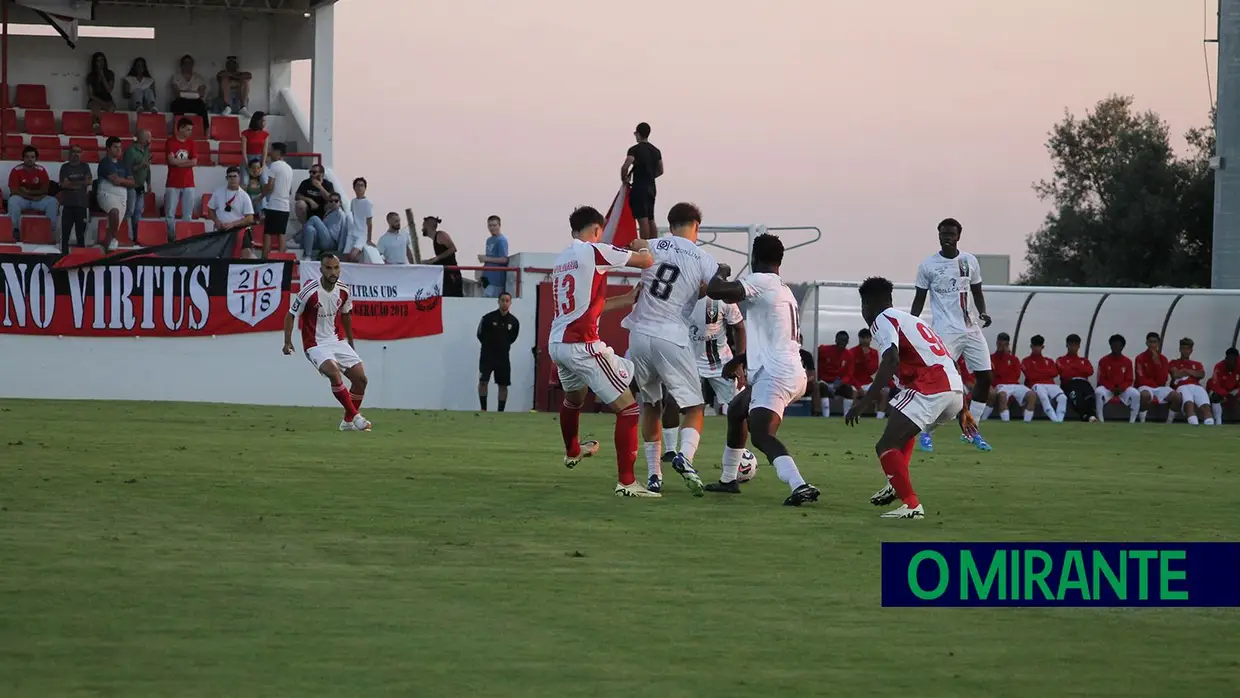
[0,298,540,412]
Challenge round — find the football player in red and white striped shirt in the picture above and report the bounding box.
[283,253,372,431]
[847,276,966,519]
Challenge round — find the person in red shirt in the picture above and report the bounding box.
[1169,337,1213,425]
[7,145,59,239]
[845,328,891,418]
[816,330,855,417]
[1134,331,1180,423]
[989,332,1025,421]
[1022,334,1065,422]
[164,117,199,243]
[1208,347,1239,424]
[1056,333,1096,422]
[1095,333,1140,423]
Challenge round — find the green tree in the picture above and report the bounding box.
[1021,96,1214,287]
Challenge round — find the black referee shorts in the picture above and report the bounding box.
[479,352,511,386]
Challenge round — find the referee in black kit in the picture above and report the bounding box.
[477,291,520,411]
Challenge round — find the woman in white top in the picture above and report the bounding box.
[123,57,156,112]
[169,54,209,129]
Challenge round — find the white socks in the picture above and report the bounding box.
[1054,397,1067,422]
[662,428,678,454]
[1187,415,1199,425]
[981,405,994,421]
[644,442,661,479]
[721,446,744,483]
[969,400,987,423]
[1024,410,1034,423]
[772,455,807,492]
[1212,403,1223,424]
[820,398,831,416]
[1000,409,1011,422]
[842,399,853,417]
[679,427,701,464]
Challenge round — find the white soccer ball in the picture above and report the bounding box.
[737,449,759,482]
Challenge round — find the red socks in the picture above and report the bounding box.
[332,382,358,421]
[350,390,365,410]
[879,442,919,508]
[615,403,640,486]
[560,400,582,457]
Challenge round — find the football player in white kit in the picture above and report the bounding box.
[548,206,657,498]
[283,253,373,432]
[690,296,746,416]
[909,218,993,452]
[623,202,721,496]
[702,233,820,506]
[847,276,966,519]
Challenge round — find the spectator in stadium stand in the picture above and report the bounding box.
[169,54,210,129]
[1169,337,1214,425]
[243,158,267,221]
[990,332,1025,422]
[477,215,510,298]
[620,121,663,240]
[205,166,256,235]
[378,212,415,264]
[816,330,854,417]
[216,56,252,117]
[294,164,335,226]
[1135,331,1179,423]
[1096,334,1141,423]
[476,291,520,411]
[122,57,157,112]
[123,129,152,233]
[7,146,58,241]
[1209,347,1239,424]
[846,328,889,418]
[423,216,463,297]
[86,51,116,123]
[58,143,92,253]
[164,117,199,243]
[241,112,269,182]
[1022,334,1067,422]
[300,193,349,260]
[97,137,134,253]
[1056,333,1097,422]
[261,142,294,259]
[343,178,373,263]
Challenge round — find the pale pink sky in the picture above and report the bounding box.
[324,0,1217,283]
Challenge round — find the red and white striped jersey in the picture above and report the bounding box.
[871,307,963,395]
[915,251,983,336]
[289,278,352,349]
[547,239,634,344]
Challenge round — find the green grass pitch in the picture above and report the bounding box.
[1,399,1237,697]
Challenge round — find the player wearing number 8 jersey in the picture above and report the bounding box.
[847,276,965,519]
[548,205,657,497]
[910,218,993,452]
[283,253,372,432]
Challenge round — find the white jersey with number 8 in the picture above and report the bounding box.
[739,273,803,381]
[622,237,719,347]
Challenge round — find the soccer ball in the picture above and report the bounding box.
[737,449,759,482]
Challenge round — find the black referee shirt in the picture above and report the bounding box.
[478,309,519,355]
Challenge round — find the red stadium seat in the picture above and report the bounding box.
[99,112,131,138]
[97,219,133,246]
[143,191,158,217]
[2,108,17,133]
[29,135,62,159]
[269,251,297,262]
[23,109,56,135]
[210,115,241,142]
[196,193,212,219]
[0,218,13,243]
[69,137,101,163]
[175,221,206,239]
[173,113,205,140]
[14,84,49,109]
[149,138,167,165]
[195,141,214,165]
[218,140,242,154]
[136,112,167,138]
[2,135,22,159]
[136,220,168,247]
[218,151,245,167]
[0,244,24,254]
[20,216,54,245]
[63,247,104,263]
[61,110,94,136]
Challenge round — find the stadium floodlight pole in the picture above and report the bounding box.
[1213,0,1240,288]
[404,208,422,264]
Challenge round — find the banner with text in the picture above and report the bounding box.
[0,254,292,336]
[299,262,444,340]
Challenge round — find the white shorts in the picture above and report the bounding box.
[628,332,703,408]
[98,190,126,216]
[892,389,964,432]
[1139,385,1174,403]
[996,384,1030,403]
[1032,383,1065,401]
[305,340,362,371]
[748,368,807,416]
[941,330,992,372]
[550,340,634,406]
[1176,383,1209,405]
[704,374,737,407]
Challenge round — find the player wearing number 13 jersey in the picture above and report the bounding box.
[846,276,965,519]
[548,205,657,497]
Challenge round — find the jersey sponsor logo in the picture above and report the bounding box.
[227,262,283,327]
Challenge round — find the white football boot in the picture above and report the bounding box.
[880,503,925,519]
[614,481,661,498]
[564,440,599,469]
[351,413,372,431]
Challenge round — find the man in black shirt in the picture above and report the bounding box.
[621,122,663,240]
[477,291,520,411]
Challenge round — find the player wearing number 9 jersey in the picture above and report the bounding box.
[846,276,965,519]
[548,205,657,498]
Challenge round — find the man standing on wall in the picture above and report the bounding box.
[620,122,663,240]
[477,291,520,412]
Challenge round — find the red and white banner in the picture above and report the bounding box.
[601,184,638,248]
[299,262,444,340]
